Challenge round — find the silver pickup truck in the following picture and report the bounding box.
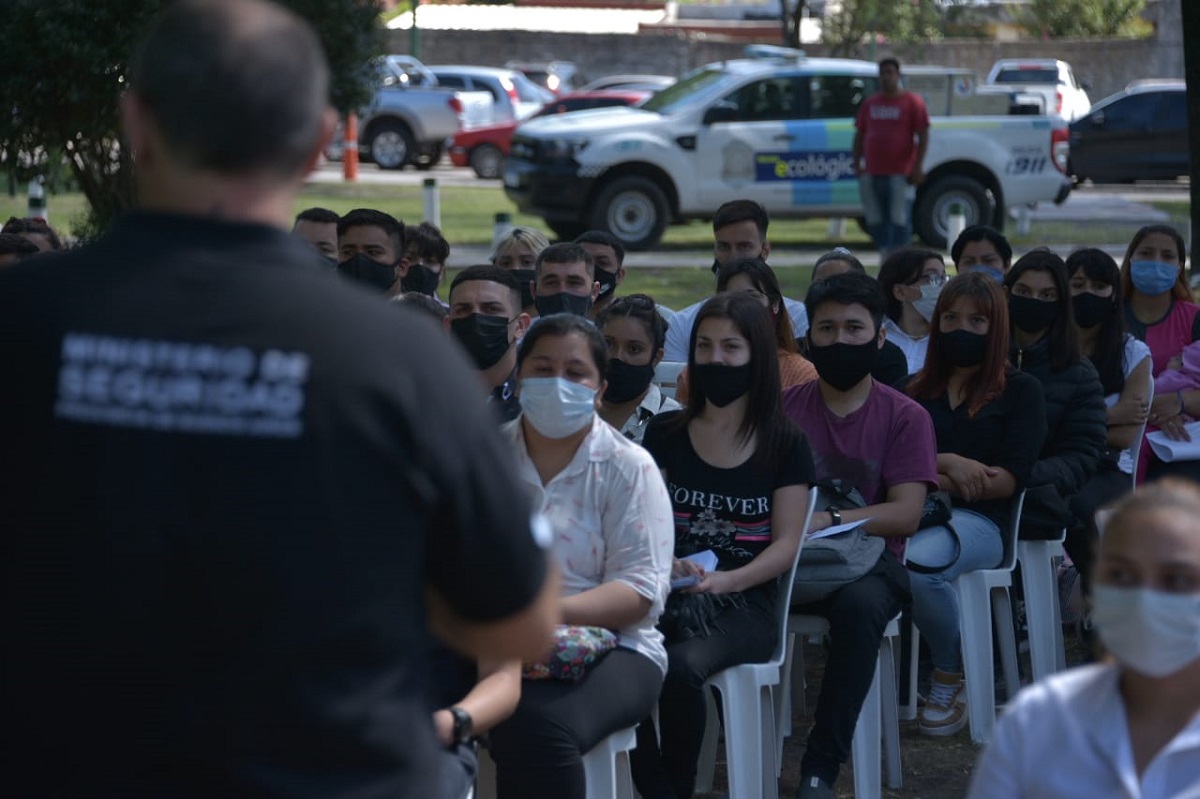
[328,56,493,170]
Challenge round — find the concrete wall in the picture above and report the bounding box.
[386,26,1181,105]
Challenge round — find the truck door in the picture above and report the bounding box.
[694,75,806,209]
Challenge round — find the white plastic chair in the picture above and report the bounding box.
[905,491,1025,744]
[652,361,686,401]
[693,485,818,799]
[1127,367,1155,489]
[779,613,903,799]
[475,724,638,799]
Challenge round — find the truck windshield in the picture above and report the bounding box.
[994,68,1058,84]
[641,69,729,114]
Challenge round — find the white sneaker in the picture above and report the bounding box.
[918,669,967,737]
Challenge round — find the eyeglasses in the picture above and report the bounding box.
[914,272,948,288]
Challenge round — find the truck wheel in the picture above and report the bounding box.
[913,175,995,249]
[413,143,443,171]
[469,144,504,180]
[368,121,414,170]
[589,176,669,251]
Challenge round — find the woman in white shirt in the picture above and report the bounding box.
[877,247,948,375]
[597,293,681,444]
[968,478,1200,799]
[488,313,674,799]
[1065,248,1152,603]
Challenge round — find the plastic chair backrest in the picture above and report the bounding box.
[998,489,1025,572]
[769,485,819,665]
[1128,367,1155,488]
[653,361,686,400]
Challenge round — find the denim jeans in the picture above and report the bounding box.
[859,173,912,253]
[906,508,1002,673]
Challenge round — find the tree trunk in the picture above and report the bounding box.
[1183,0,1199,275]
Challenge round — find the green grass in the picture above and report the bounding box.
[4,182,873,248]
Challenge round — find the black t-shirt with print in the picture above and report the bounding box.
[0,212,548,799]
[643,411,814,576]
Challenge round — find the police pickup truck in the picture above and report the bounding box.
[503,48,1072,250]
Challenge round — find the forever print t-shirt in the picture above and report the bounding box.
[643,412,814,574]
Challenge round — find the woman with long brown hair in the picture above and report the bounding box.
[900,272,1047,737]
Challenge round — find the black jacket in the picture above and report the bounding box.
[1011,336,1107,496]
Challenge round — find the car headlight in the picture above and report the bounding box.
[541,137,588,160]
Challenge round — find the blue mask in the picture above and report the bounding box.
[966,265,1004,283]
[1130,260,1180,296]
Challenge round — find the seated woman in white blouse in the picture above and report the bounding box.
[488,313,675,799]
[968,478,1200,799]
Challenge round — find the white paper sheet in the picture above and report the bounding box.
[670,549,718,590]
[1146,423,1200,462]
[806,517,872,541]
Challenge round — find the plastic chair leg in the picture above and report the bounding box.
[990,587,1021,702]
[695,688,720,794]
[878,635,903,790]
[957,575,997,744]
[1018,541,1067,682]
[850,663,882,799]
[716,679,765,799]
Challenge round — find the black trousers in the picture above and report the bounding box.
[792,551,911,786]
[1066,466,1132,596]
[488,648,662,799]
[630,594,777,799]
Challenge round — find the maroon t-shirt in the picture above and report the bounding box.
[855,91,930,176]
[781,379,939,559]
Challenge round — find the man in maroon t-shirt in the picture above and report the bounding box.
[852,57,930,255]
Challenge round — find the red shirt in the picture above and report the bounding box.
[855,91,930,176]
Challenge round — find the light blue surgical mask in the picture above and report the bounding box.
[1130,259,1180,296]
[965,265,1004,283]
[519,377,596,438]
[1091,585,1200,677]
[911,283,942,323]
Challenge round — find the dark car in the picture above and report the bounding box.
[1068,80,1188,184]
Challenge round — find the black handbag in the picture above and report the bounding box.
[907,491,960,574]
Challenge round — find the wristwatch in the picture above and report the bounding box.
[827,506,842,526]
[448,705,474,745]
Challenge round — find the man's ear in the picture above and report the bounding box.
[761,240,771,261]
[877,323,887,349]
[302,106,338,177]
[394,256,410,279]
[615,267,626,285]
[591,280,601,302]
[514,312,532,339]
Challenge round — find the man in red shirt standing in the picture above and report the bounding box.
[853,57,930,255]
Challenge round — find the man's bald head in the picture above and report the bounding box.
[128,0,330,178]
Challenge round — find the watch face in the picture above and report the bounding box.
[451,706,473,743]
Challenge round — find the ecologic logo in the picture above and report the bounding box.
[756,151,856,182]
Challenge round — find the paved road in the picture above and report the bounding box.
[309,162,1190,268]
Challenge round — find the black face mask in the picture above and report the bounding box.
[1008,294,1058,334]
[807,339,879,391]
[510,269,537,309]
[535,292,593,318]
[1072,292,1113,329]
[337,253,397,292]
[450,313,513,371]
[603,358,655,404]
[401,263,440,297]
[691,362,752,408]
[940,329,988,368]
[595,269,619,301]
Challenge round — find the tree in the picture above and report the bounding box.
[822,0,945,58]
[1021,0,1147,38]
[0,0,384,237]
[1182,0,1199,274]
[780,0,807,49]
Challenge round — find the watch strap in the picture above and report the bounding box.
[449,705,474,744]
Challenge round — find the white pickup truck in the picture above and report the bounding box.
[982,59,1092,122]
[503,50,1073,250]
[327,56,494,170]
